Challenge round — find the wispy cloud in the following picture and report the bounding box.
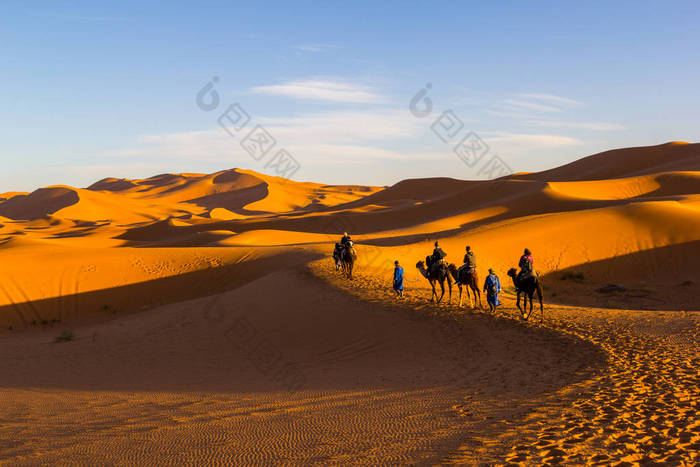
[250,80,384,104]
[503,99,561,113]
[488,92,624,133]
[518,93,583,107]
[293,44,338,53]
[256,110,419,141]
[491,92,584,117]
[524,120,626,131]
[107,109,440,164]
[485,133,582,149]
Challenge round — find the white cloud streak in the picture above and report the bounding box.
[107,109,439,163]
[484,133,582,149]
[107,108,587,174]
[250,80,384,104]
[524,120,626,131]
[489,92,624,133]
[518,93,583,107]
[503,99,561,113]
[293,44,337,53]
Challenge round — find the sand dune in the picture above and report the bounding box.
[519,141,700,181]
[0,142,698,464]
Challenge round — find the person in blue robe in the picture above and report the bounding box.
[393,260,404,298]
[483,268,501,311]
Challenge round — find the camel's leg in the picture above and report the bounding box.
[437,280,445,304]
[463,280,472,309]
[470,283,481,310]
[447,276,452,304]
[537,285,544,321]
[516,293,524,318]
[525,293,534,321]
[430,280,437,302]
[524,294,531,320]
[474,285,483,310]
[467,278,475,309]
[458,285,463,307]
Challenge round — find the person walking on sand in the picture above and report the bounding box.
[483,268,501,312]
[393,260,404,298]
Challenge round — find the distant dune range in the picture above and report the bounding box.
[0,142,697,329]
[1,142,698,465]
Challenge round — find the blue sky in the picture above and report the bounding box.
[1,1,699,191]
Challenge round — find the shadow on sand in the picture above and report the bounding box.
[543,240,700,311]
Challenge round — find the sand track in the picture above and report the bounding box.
[312,260,699,465]
[0,261,607,465]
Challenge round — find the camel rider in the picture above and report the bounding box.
[456,245,476,284]
[430,241,447,272]
[339,232,357,262]
[518,248,534,281]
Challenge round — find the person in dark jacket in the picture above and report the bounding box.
[456,245,476,283]
[517,248,534,281]
[431,241,447,263]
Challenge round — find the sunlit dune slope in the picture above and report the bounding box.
[87,168,382,216]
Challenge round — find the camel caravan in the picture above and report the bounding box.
[332,236,544,321]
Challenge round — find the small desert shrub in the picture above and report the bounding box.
[597,284,626,294]
[54,330,74,343]
[560,271,585,282]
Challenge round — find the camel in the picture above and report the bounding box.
[447,264,483,309]
[332,245,342,271]
[416,260,452,304]
[507,268,543,321]
[340,245,357,280]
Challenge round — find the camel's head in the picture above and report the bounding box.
[416,261,424,269]
[447,263,457,273]
[507,268,518,278]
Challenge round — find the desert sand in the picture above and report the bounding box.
[0,142,698,465]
